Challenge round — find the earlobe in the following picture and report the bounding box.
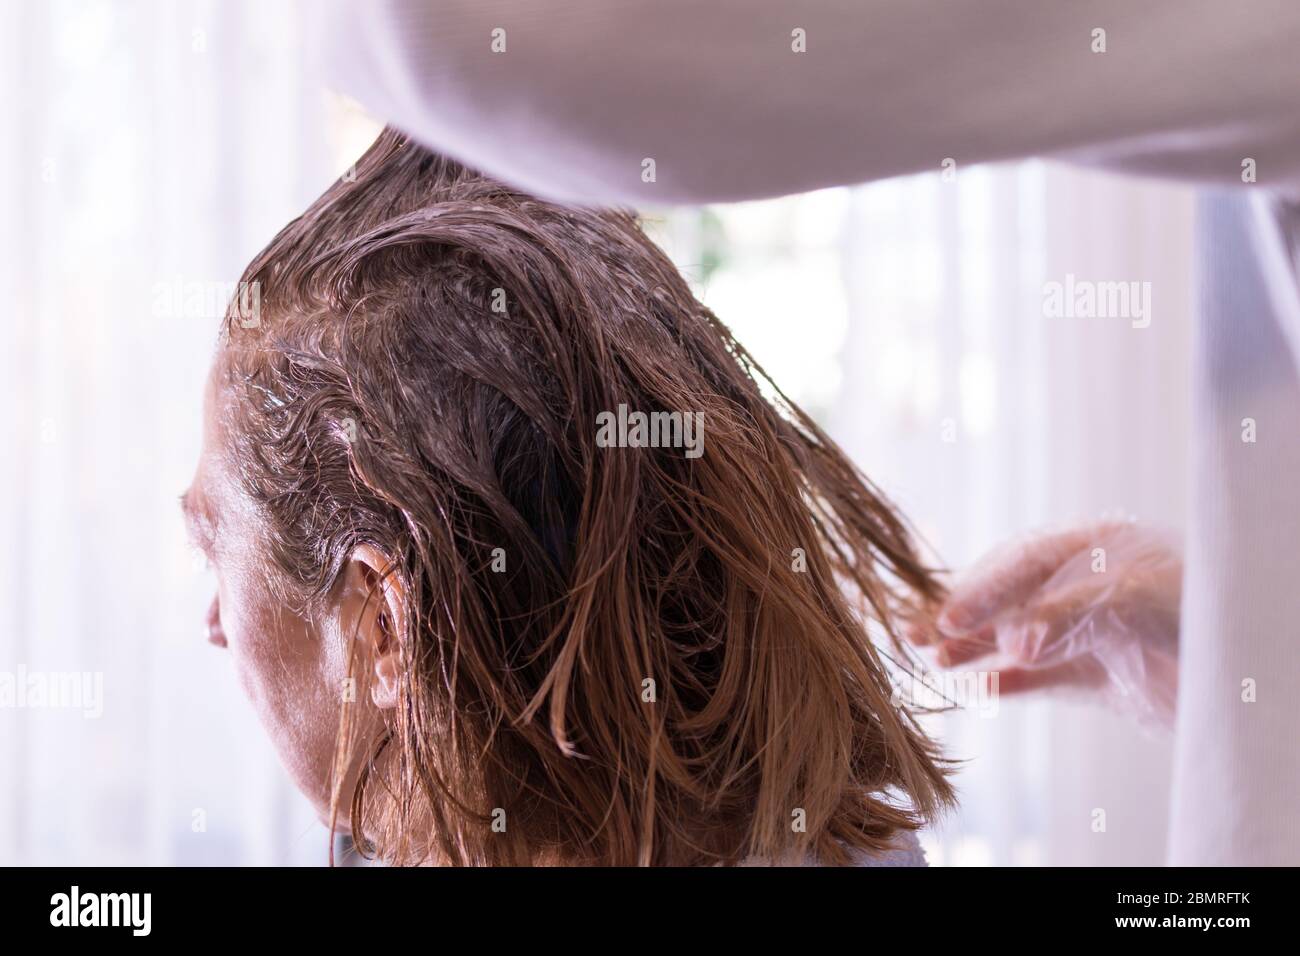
[372,650,401,709]
[344,544,407,711]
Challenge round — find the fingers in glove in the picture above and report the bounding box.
[933,626,998,666]
[991,657,1107,696]
[938,523,1123,634]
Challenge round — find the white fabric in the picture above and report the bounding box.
[739,830,928,867]
[0,0,336,865]
[323,0,1300,204]
[851,830,927,868]
[1171,192,1300,864]
[322,0,1300,864]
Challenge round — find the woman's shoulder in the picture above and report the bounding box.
[736,830,928,867]
[840,830,927,868]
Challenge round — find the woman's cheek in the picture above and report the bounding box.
[218,586,262,704]
[215,573,282,707]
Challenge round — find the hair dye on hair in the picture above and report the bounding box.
[219,127,954,866]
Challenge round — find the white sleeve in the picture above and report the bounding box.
[322,0,1300,204]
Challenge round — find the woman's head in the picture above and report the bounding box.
[186,127,953,866]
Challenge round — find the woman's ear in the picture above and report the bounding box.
[341,544,407,710]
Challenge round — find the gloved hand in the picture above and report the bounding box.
[911,521,1183,728]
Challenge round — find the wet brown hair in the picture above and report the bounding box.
[219,127,953,866]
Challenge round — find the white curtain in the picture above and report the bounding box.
[0,0,1195,866]
[0,0,345,865]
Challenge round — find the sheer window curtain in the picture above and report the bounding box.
[0,0,355,865]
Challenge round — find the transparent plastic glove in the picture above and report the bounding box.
[915,521,1182,729]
